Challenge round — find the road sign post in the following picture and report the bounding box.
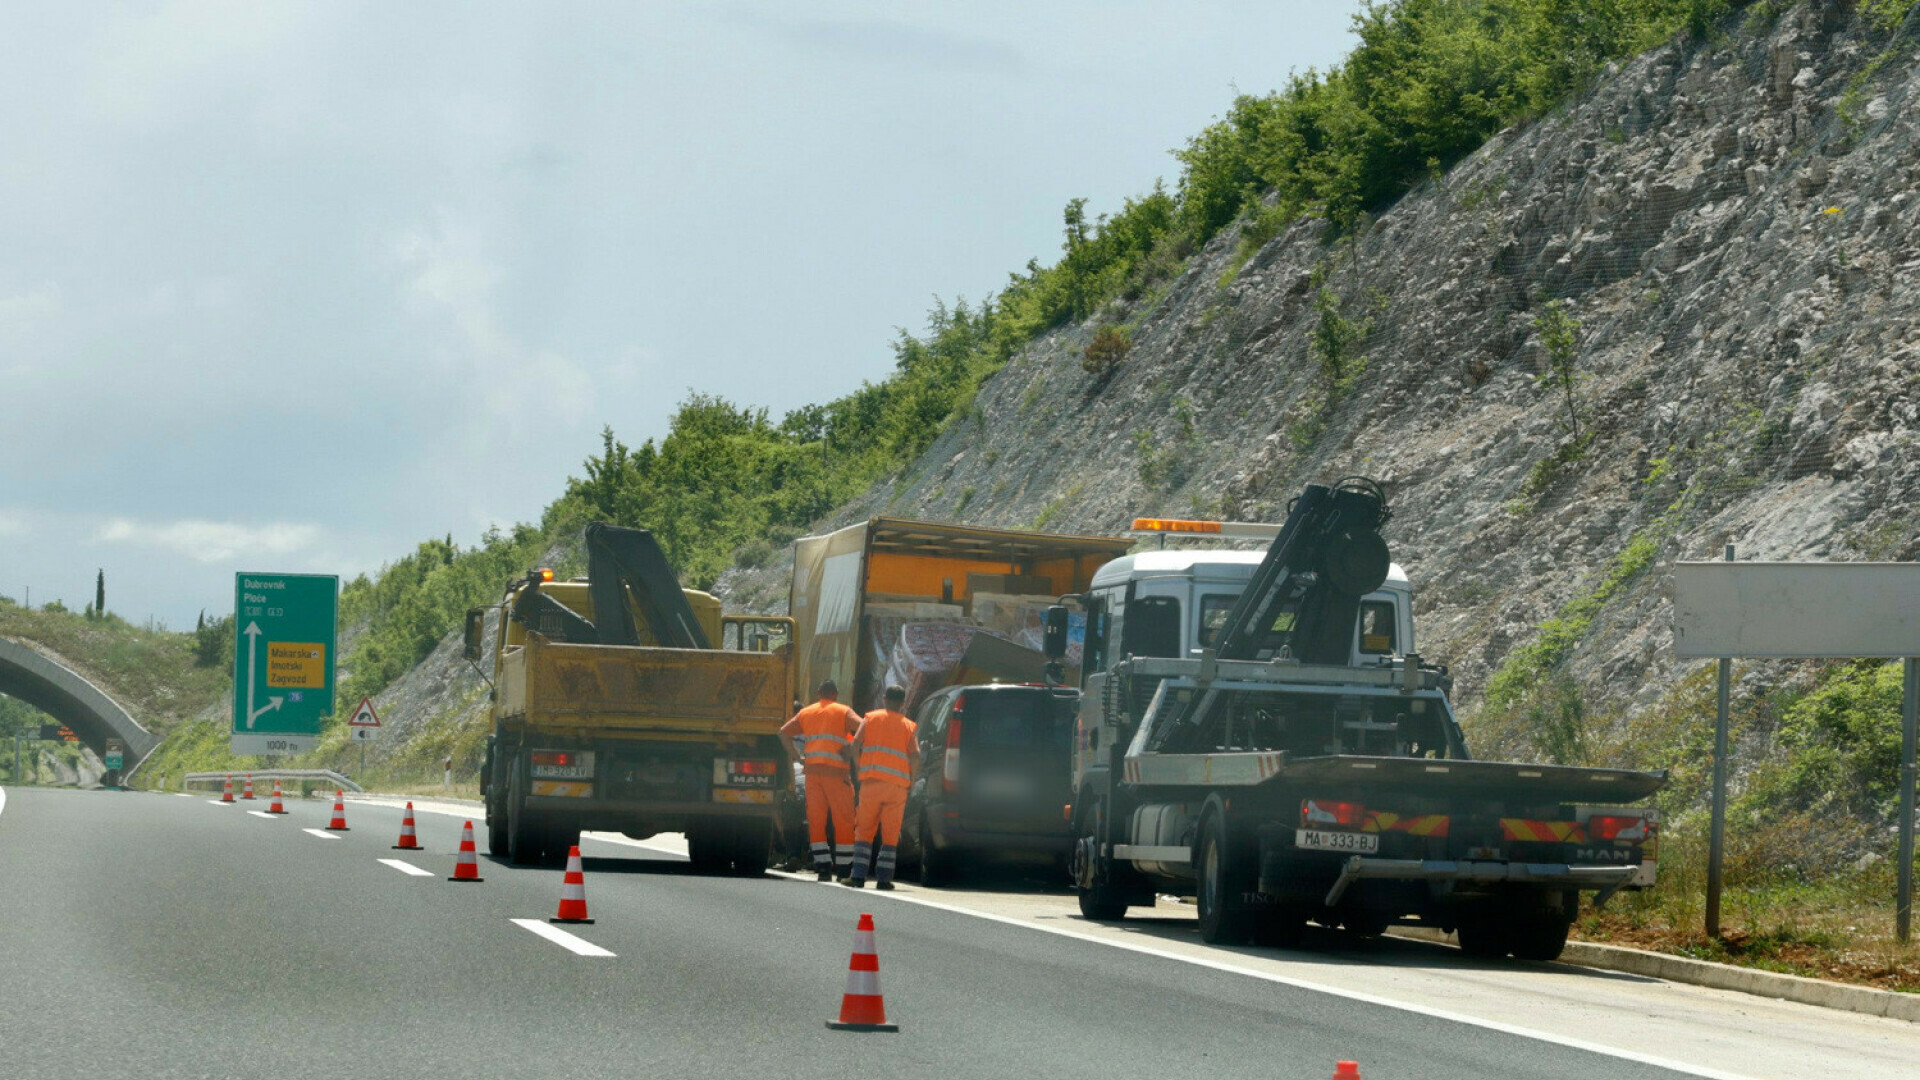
[232,573,339,756]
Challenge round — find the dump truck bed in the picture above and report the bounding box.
[496,636,792,739]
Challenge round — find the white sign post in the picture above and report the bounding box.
[1673,558,1920,943]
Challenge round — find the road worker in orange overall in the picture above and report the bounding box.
[782,680,862,881]
[844,684,918,890]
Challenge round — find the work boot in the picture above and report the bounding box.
[816,869,834,883]
[841,876,865,888]
[876,881,896,891]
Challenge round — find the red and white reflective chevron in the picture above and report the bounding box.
[266,780,288,815]
[392,802,421,850]
[325,791,350,831]
[826,912,898,1031]
[447,820,484,882]
[550,845,592,923]
[220,774,234,803]
[241,774,255,800]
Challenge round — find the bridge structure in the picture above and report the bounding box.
[0,635,158,767]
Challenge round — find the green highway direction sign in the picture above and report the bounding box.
[231,573,338,755]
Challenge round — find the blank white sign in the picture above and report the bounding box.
[1673,562,1920,659]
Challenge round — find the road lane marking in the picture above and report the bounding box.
[378,858,434,877]
[0,786,7,818]
[173,792,194,797]
[301,828,342,840]
[246,810,279,820]
[511,918,614,957]
[763,867,1756,1080]
[206,800,233,806]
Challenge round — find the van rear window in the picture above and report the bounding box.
[964,693,1075,747]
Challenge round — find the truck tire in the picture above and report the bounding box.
[1196,812,1257,945]
[1072,804,1128,921]
[506,770,546,867]
[1508,913,1571,962]
[486,809,509,858]
[1455,916,1510,958]
[729,820,772,877]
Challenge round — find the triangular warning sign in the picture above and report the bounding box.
[347,697,381,727]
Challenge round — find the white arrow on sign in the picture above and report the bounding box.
[242,622,284,730]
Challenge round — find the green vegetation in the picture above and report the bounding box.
[1082,325,1132,380]
[0,596,229,737]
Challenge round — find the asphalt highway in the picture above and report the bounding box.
[0,786,1903,1079]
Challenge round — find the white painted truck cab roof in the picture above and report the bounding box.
[1089,550,1410,592]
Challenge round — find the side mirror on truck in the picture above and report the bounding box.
[1042,605,1071,661]
[463,607,487,662]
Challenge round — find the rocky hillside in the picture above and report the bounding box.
[716,2,1919,780]
[360,3,1918,833]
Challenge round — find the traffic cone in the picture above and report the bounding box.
[392,802,422,850]
[265,780,288,815]
[1332,1063,1361,1080]
[241,774,256,800]
[550,845,593,923]
[825,913,898,1032]
[325,790,350,831]
[219,774,234,803]
[447,820,485,882]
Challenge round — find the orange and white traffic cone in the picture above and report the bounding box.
[219,774,234,803]
[392,802,422,850]
[825,912,898,1032]
[265,780,288,815]
[1332,1062,1361,1080]
[325,790,350,831]
[447,820,485,882]
[550,845,593,923]
[241,774,256,800]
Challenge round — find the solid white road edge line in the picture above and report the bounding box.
[377,858,434,877]
[762,867,1759,1080]
[510,918,614,956]
[0,785,7,819]
[246,810,278,820]
[301,828,342,840]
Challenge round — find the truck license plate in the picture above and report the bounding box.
[1295,829,1379,854]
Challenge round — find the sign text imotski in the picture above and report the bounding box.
[231,573,338,755]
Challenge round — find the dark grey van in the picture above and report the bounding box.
[904,682,1079,885]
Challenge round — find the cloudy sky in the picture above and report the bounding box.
[1,1,1361,629]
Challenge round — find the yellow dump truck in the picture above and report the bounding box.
[470,523,796,871]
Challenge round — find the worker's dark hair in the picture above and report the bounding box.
[818,679,839,698]
[884,684,906,703]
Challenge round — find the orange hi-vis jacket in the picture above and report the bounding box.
[785,701,860,774]
[856,709,918,790]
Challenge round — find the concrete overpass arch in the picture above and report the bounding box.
[0,636,158,764]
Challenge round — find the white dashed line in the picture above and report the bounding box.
[301,828,342,840]
[173,792,194,798]
[511,918,615,957]
[247,810,278,820]
[378,858,434,877]
[206,800,233,807]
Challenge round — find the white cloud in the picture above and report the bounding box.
[0,508,28,537]
[95,518,322,565]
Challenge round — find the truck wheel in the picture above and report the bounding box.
[1508,914,1571,962]
[729,820,772,877]
[1455,917,1510,958]
[506,771,545,867]
[1072,807,1128,921]
[1196,812,1257,945]
[686,824,730,874]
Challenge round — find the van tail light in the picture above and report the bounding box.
[1589,814,1652,842]
[1301,798,1365,829]
[944,696,964,794]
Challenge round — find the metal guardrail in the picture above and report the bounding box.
[181,769,363,793]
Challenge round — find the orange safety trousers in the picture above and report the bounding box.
[805,767,857,872]
[848,783,909,883]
